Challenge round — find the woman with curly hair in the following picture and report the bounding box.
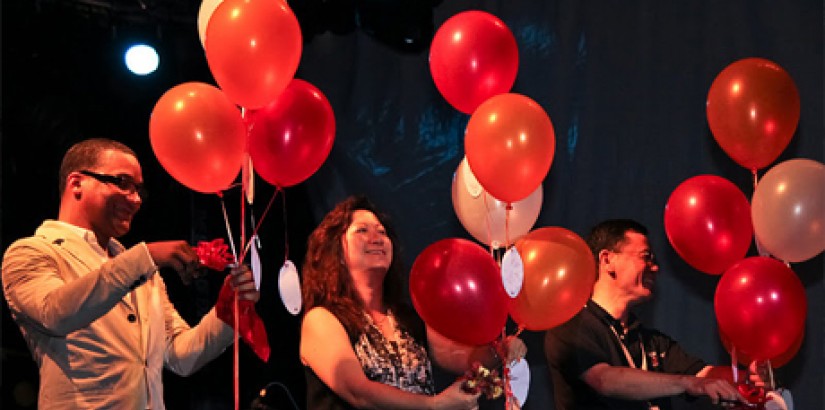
[300,195,524,410]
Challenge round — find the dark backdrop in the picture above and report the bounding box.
[2,0,822,409]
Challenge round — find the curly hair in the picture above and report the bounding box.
[301,195,405,335]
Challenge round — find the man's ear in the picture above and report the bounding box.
[598,249,616,278]
[66,173,83,198]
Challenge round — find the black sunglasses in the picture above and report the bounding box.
[80,170,147,199]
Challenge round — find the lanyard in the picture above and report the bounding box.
[607,323,660,410]
[607,325,647,370]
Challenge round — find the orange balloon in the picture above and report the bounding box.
[465,93,555,204]
[149,82,246,193]
[706,58,800,171]
[509,227,596,331]
[205,0,302,108]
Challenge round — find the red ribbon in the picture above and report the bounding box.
[195,238,270,362]
[194,238,236,271]
[216,275,271,362]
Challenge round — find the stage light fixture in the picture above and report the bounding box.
[124,44,159,75]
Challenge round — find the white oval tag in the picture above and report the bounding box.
[250,235,262,290]
[460,157,483,198]
[508,358,530,407]
[501,247,524,298]
[278,260,302,315]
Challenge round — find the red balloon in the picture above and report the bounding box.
[721,327,804,369]
[509,227,596,331]
[429,10,519,114]
[715,257,807,361]
[706,58,800,171]
[205,0,302,108]
[664,175,752,275]
[149,82,246,193]
[247,79,336,187]
[465,93,555,203]
[410,238,509,345]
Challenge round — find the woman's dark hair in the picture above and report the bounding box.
[301,195,404,335]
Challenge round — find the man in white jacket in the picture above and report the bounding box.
[2,138,258,409]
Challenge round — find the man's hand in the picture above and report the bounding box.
[228,264,259,302]
[145,241,201,285]
[747,360,771,388]
[683,376,744,405]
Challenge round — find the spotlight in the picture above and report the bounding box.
[124,44,159,75]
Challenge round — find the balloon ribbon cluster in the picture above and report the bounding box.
[194,238,271,362]
[459,362,504,399]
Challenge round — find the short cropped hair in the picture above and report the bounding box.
[58,138,136,195]
[585,219,649,263]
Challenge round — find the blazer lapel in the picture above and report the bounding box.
[35,221,136,311]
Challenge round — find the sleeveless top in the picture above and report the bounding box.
[304,305,435,409]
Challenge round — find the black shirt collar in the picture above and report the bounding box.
[586,300,642,342]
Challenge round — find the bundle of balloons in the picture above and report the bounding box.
[431,10,556,247]
[663,58,822,370]
[409,11,596,353]
[149,0,335,196]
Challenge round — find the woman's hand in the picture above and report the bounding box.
[499,335,528,365]
[430,379,480,410]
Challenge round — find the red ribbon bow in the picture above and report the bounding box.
[194,238,236,271]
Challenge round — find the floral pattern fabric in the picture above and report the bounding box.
[353,310,435,395]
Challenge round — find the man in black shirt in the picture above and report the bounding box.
[544,219,744,409]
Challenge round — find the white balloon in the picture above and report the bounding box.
[452,157,542,247]
[197,0,223,47]
[752,158,825,262]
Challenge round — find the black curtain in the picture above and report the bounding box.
[2,0,822,409]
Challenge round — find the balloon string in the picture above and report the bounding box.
[505,203,513,249]
[496,329,515,409]
[731,346,739,383]
[219,193,239,261]
[751,169,758,192]
[235,188,246,410]
[216,192,241,409]
[216,192,240,410]
[764,360,776,390]
[240,187,280,262]
[281,188,290,262]
[482,192,495,255]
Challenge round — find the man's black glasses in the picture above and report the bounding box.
[80,170,147,199]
